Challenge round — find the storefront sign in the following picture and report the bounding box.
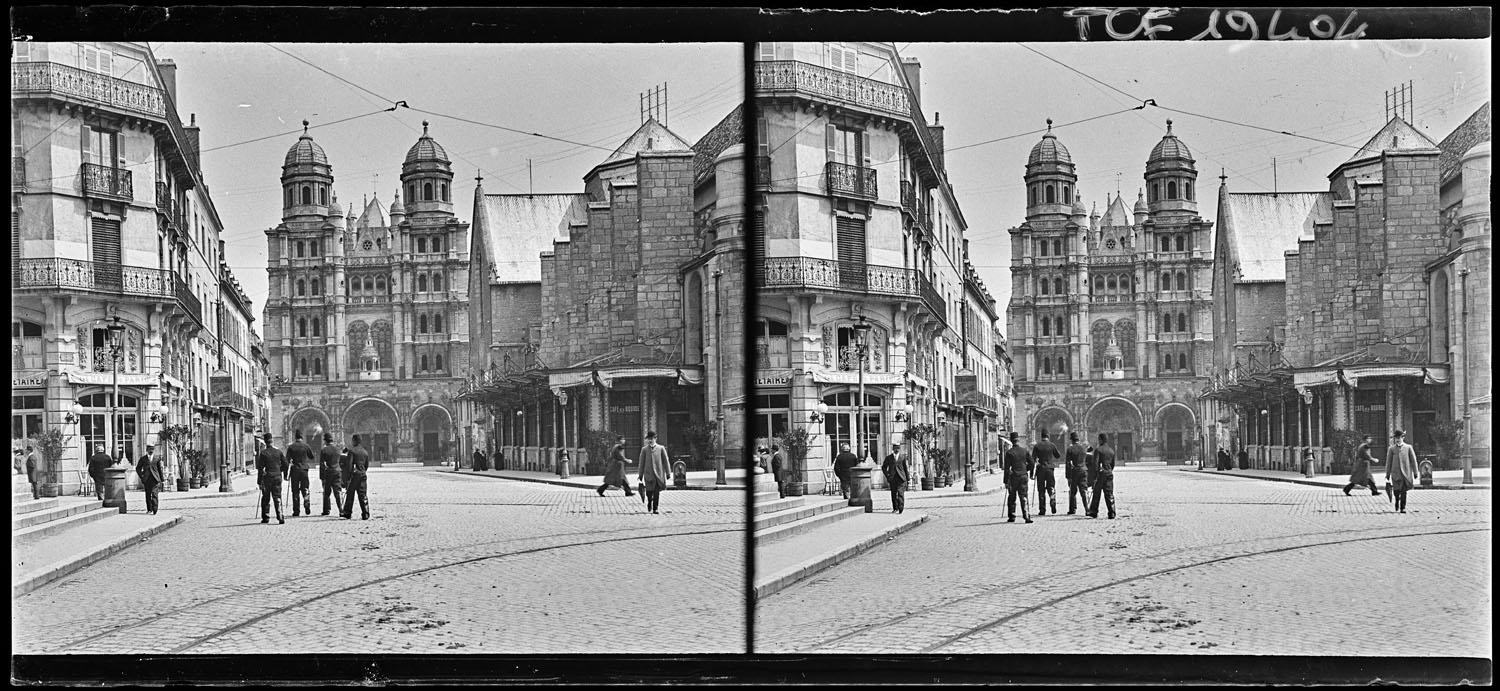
[756,371,792,387]
[211,372,234,408]
[12,372,47,388]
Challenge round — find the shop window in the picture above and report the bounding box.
[12,320,43,370]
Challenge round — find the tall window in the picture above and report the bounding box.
[828,42,858,73]
[418,275,428,292]
[1176,272,1187,291]
[1178,313,1188,333]
[311,278,321,295]
[433,236,442,252]
[90,218,121,279]
[313,358,323,375]
[296,241,305,258]
[754,319,789,369]
[1041,318,1050,337]
[417,237,427,253]
[310,240,320,256]
[298,318,307,337]
[420,354,429,372]
[441,183,449,202]
[312,318,322,337]
[301,186,311,205]
[12,320,43,370]
[433,314,443,333]
[297,279,306,297]
[1039,277,1049,295]
[1053,277,1064,294]
[419,314,428,333]
[1168,180,1178,199]
[1176,235,1186,252]
[435,354,444,372]
[423,182,434,201]
[433,274,443,292]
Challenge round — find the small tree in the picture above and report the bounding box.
[929,446,952,485]
[29,427,70,492]
[903,422,938,483]
[1429,419,1466,470]
[1328,428,1363,475]
[776,426,813,495]
[183,447,209,482]
[159,423,194,484]
[684,420,719,470]
[582,429,619,476]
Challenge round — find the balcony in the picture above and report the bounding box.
[175,277,203,327]
[81,163,132,202]
[755,60,912,120]
[14,258,172,299]
[754,155,771,189]
[155,181,172,214]
[13,156,25,191]
[825,161,877,200]
[900,179,916,217]
[916,272,946,325]
[12,61,167,120]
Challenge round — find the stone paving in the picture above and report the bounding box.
[754,466,1492,656]
[12,468,746,654]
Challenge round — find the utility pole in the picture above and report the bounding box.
[713,269,726,486]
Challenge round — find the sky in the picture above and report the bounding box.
[150,42,743,322]
[898,39,1491,316]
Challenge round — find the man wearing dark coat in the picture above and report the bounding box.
[1064,432,1090,515]
[770,443,786,499]
[472,449,487,472]
[833,443,860,499]
[1342,434,1382,496]
[87,443,113,501]
[319,433,345,516]
[285,430,315,517]
[1003,432,1034,524]
[1217,446,1231,471]
[341,434,371,520]
[25,444,42,499]
[135,444,165,515]
[881,442,911,514]
[597,436,635,497]
[1236,447,1250,470]
[255,433,287,524]
[1088,433,1117,519]
[1032,430,1061,516]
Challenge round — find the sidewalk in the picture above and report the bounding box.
[1179,465,1491,490]
[452,466,748,491]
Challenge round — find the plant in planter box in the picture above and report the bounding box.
[1429,419,1466,471]
[183,448,209,487]
[776,426,813,496]
[159,423,195,490]
[1327,428,1362,476]
[29,427,71,497]
[903,423,937,489]
[929,447,952,487]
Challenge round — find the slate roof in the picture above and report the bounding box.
[1100,193,1132,228]
[284,132,328,167]
[1437,102,1491,183]
[1027,132,1072,166]
[692,104,743,184]
[1220,192,1331,282]
[477,193,588,283]
[356,195,387,230]
[1342,117,1439,166]
[599,118,694,168]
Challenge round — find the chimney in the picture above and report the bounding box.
[928,111,946,176]
[156,59,178,105]
[184,112,202,178]
[900,56,921,106]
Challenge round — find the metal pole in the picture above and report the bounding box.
[1460,268,1473,484]
[714,269,725,485]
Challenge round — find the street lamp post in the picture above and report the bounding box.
[713,269,726,486]
[106,318,126,467]
[1459,267,1473,485]
[218,405,234,492]
[853,316,871,464]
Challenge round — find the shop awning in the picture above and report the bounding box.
[548,366,703,390]
[1295,364,1450,389]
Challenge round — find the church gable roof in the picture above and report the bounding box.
[1101,193,1132,228]
[477,193,588,283]
[1343,117,1439,166]
[599,118,694,168]
[1221,192,1331,282]
[356,195,388,230]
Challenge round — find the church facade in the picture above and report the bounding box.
[1007,121,1213,463]
[263,122,471,465]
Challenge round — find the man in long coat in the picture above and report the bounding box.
[1385,430,1420,514]
[881,441,911,514]
[285,430,314,517]
[1032,430,1061,516]
[135,443,165,515]
[25,444,42,499]
[770,443,787,499]
[255,433,286,524]
[1064,432,1090,515]
[597,436,635,497]
[1003,432,1033,524]
[1342,434,1381,496]
[637,431,671,514]
[341,434,371,520]
[833,442,860,499]
[1088,433,1117,519]
[88,443,113,501]
[318,432,345,516]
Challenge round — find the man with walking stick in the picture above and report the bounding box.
[255,432,287,524]
[319,432,345,516]
[285,429,314,517]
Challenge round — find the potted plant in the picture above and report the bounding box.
[903,423,937,490]
[930,447,952,487]
[684,420,719,471]
[1429,419,1465,471]
[29,428,70,498]
[184,448,208,488]
[776,426,812,496]
[159,423,194,491]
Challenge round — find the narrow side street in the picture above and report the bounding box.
[12,468,746,654]
[754,466,1491,655]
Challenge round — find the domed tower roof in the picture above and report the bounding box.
[283,121,329,168]
[1027,120,1073,167]
[404,121,451,167]
[1147,120,1195,168]
[1133,189,1149,214]
[388,189,405,215]
[328,191,343,217]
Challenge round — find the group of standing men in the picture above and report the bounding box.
[1002,430,1116,523]
[254,430,370,524]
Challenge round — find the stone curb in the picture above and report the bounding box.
[1177,467,1491,491]
[11,513,184,598]
[752,512,930,602]
[152,484,261,501]
[453,470,746,491]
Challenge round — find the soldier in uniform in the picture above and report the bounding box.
[341,434,371,520]
[318,432,345,516]
[1032,430,1061,516]
[1003,431,1034,524]
[255,432,287,524]
[285,430,314,517]
[1087,433,1117,519]
[1064,432,1090,515]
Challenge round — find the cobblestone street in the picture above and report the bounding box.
[755,467,1491,656]
[12,469,746,654]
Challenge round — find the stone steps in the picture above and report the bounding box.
[12,497,60,516]
[13,506,118,543]
[12,499,105,532]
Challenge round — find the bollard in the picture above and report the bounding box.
[672,460,688,488]
[559,452,571,480]
[964,460,978,492]
[102,466,129,514]
[848,465,874,513]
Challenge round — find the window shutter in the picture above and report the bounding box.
[825,123,836,163]
[750,210,765,277]
[757,117,769,156]
[97,49,112,76]
[82,45,98,72]
[91,217,122,288]
[80,124,93,163]
[828,44,842,70]
[861,130,872,168]
[843,46,858,73]
[775,42,792,60]
[758,42,775,60]
[836,217,867,290]
[11,212,20,277]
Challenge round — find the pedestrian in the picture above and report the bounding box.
[834,442,859,499]
[1064,432,1090,515]
[255,433,286,524]
[1385,430,1420,514]
[770,443,786,499]
[1236,446,1250,470]
[495,449,506,471]
[318,432,345,516]
[1342,434,1382,497]
[638,430,671,514]
[472,449,487,472]
[1085,442,1098,489]
[87,443,112,501]
[597,435,635,497]
[1087,433,1117,519]
[341,434,371,520]
[135,444,165,514]
[1003,432,1033,523]
[1032,430,1061,516]
[25,444,42,500]
[881,441,911,514]
[13,446,24,476]
[285,429,314,517]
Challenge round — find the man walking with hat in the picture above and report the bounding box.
[285,429,314,517]
[318,432,345,516]
[136,443,165,515]
[341,434,371,520]
[1087,433,1117,519]
[881,440,911,514]
[1003,431,1034,524]
[255,432,287,524]
[1064,432,1090,515]
[1385,430,1420,514]
[637,431,671,515]
[1032,430,1061,516]
[1342,434,1382,497]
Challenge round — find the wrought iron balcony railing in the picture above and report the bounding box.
[825,161,877,200]
[14,258,172,299]
[81,163,133,201]
[156,181,171,214]
[761,257,943,307]
[754,60,912,120]
[12,156,25,191]
[175,277,203,327]
[11,61,167,119]
[917,272,946,325]
[754,155,771,188]
[900,179,916,216]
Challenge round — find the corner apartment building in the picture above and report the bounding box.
[753,42,1000,494]
[12,42,251,493]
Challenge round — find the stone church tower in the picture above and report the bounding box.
[1007,120,1213,463]
[264,122,471,465]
